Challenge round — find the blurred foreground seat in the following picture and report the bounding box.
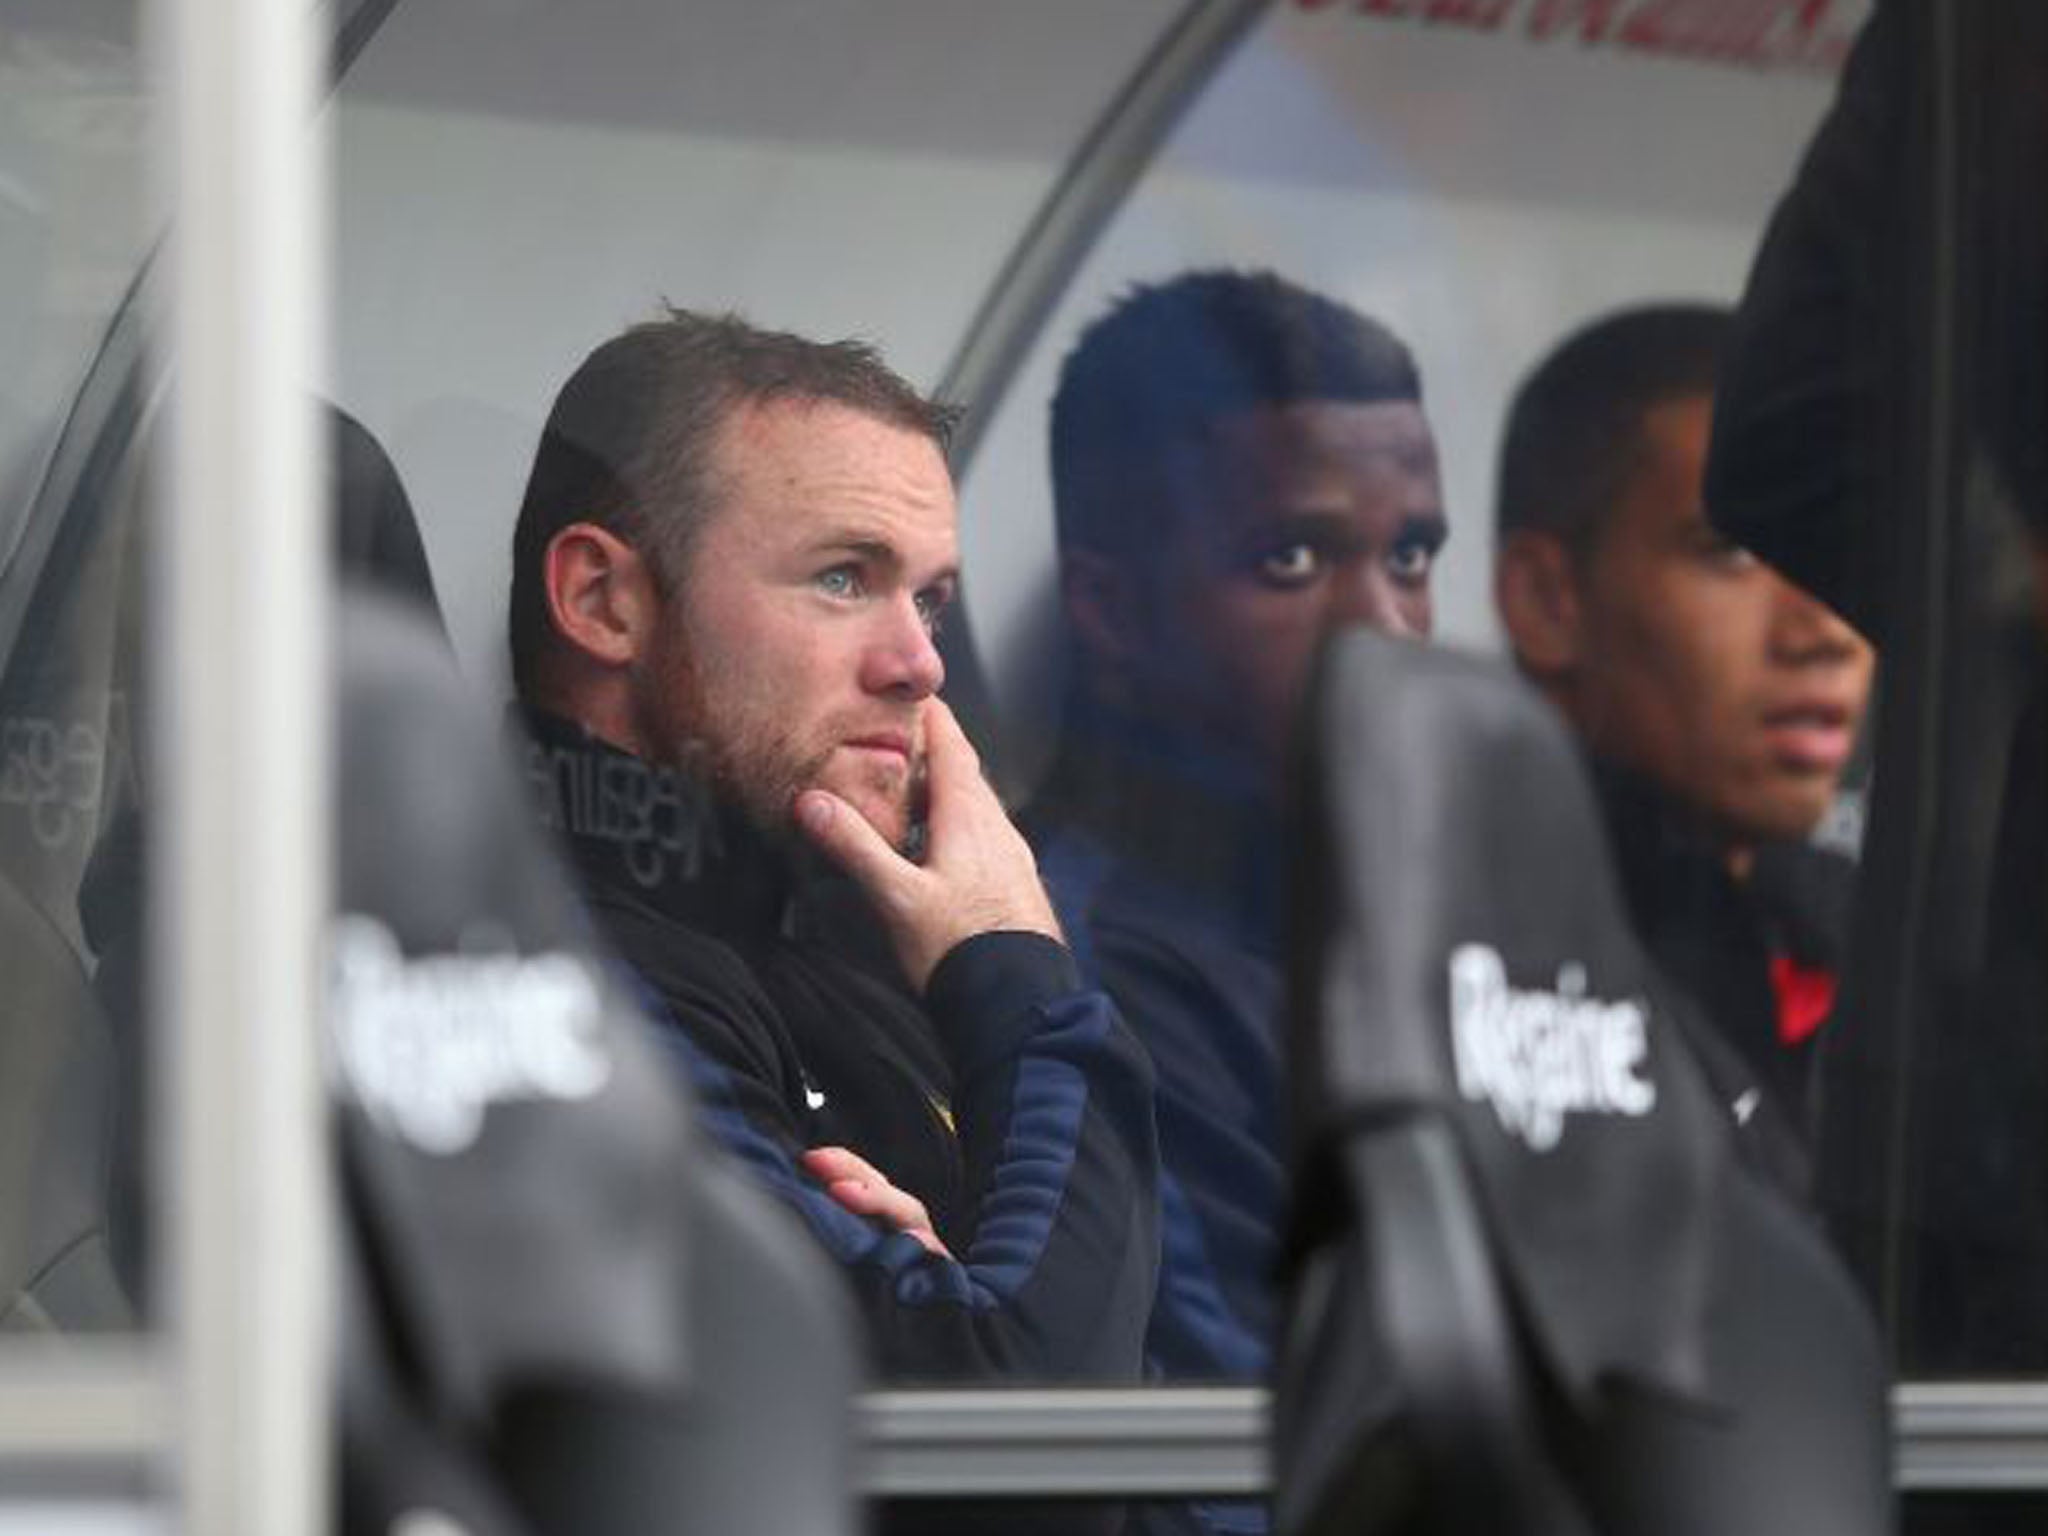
[332,592,861,1536]
[1275,630,1892,1536]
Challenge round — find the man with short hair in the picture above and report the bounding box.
[507,308,1158,1386]
[1493,303,1875,1139]
[1029,269,1448,1404]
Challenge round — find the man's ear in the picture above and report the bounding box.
[1494,529,1585,678]
[543,522,661,669]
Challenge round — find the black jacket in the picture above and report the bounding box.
[516,708,1161,1385]
[1028,718,1287,1391]
[1027,715,1284,1536]
[1593,759,1852,1194]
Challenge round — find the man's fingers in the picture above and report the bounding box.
[802,1145,881,1185]
[918,698,993,836]
[796,789,914,896]
[802,1146,952,1258]
[920,700,979,793]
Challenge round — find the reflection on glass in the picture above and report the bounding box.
[0,2,148,1335]
[963,0,1869,1415]
[1026,270,1445,1404]
[327,0,2045,1446]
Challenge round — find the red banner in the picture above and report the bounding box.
[1294,0,1859,74]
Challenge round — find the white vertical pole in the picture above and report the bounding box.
[155,0,330,1526]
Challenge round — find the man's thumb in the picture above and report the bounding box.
[794,789,904,892]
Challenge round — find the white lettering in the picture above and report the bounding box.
[329,915,612,1154]
[1448,943,1655,1150]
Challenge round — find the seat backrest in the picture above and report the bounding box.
[330,404,446,633]
[331,591,861,1536]
[1275,628,1892,1536]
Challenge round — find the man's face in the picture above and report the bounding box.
[637,397,957,849]
[1567,393,1874,844]
[1128,399,1447,782]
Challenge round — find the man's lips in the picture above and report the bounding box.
[1759,700,1857,772]
[843,732,912,763]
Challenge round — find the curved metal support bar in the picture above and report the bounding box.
[930,0,1273,779]
[935,0,1273,472]
[329,0,407,85]
[0,1344,165,1466]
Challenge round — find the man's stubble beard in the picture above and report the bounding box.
[639,626,915,852]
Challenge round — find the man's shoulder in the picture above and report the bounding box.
[1748,837,1857,961]
[1035,821,1265,969]
[1029,817,1279,1090]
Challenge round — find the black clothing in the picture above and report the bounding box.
[1028,715,1283,1536]
[1709,0,2048,1388]
[331,406,444,631]
[1029,716,1284,1389]
[1592,759,1851,1194]
[1707,1,2048,623]
[517,708,1160,1385]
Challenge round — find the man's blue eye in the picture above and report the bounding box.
[914,591,947,637]
[817,567,862,598]
[1257,544,1321,587]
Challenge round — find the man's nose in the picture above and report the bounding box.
[862,595,946,700]
[1767,571,1863,664]
[1332,566,1424,640]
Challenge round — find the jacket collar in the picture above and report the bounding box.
[510,705,792,941]
[1031,702,1286,952]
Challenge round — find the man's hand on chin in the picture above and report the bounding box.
[793,699,1062,992]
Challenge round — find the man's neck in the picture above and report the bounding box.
[524,668,647,762]
[512,703,791,937]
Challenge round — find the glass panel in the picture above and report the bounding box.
[963,0,1876,1414]
[331,0,1185,688]
[0,0,150,1335]
[326,0,1196,1402]
[329,12,2048,1517]
[870,1497,1266,1535]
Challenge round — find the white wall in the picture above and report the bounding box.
[332,103,1069,693]
[328,0,1179,693]
[328,1,1844,737]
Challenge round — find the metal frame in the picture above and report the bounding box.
[1897,1385,2048,1491]
[930,0,1273,786]
[857,1385,2048,1499]
[860,1389,1269,1500]
[0,0,331,1526]
[0,1349,166,1472]
[155,0,331,1529]
[934,0,1274,473]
